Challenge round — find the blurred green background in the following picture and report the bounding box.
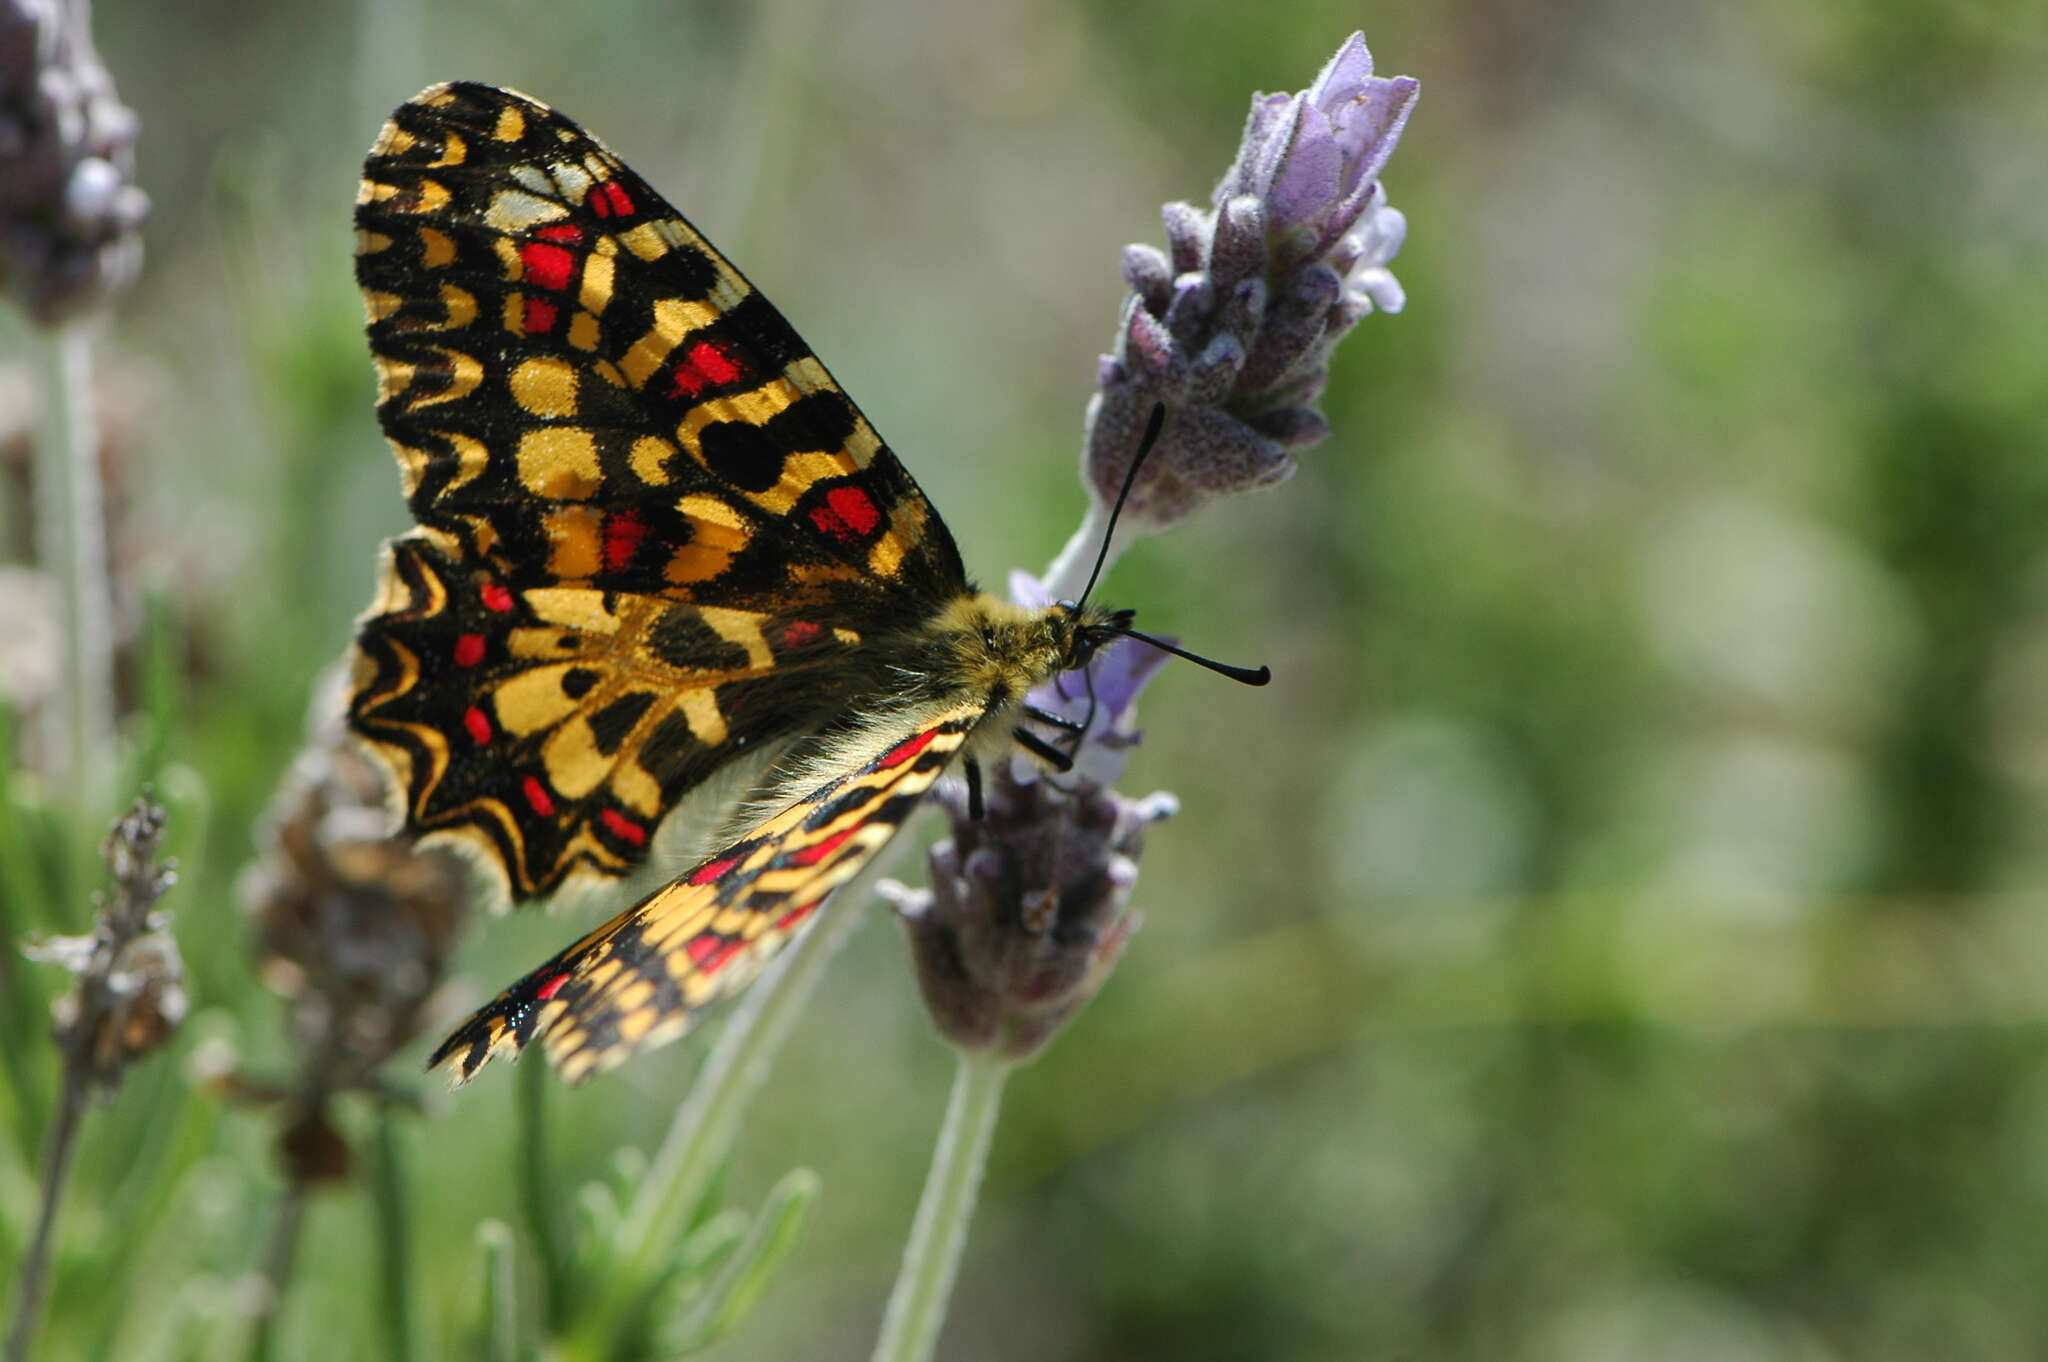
[8,0,2048,1358]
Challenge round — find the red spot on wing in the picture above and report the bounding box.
[775,900,819,932]
[688,854,741,886]
[454,633,486,667]
[831,487,881,534]
[523,297,558,333]
[534,972,570,1001]
[778,619,822,651]
[480,583,515,613]
[463,705,493,743]
[522,776,557,817]
[534,224,584,244]
[808,486,882,544]
[668,340,743,399]
[691,938,744,976]
[591,181,634,217]
[520,241,575,291]
[602,510,649,572]
[786,826,857,868]
[878,728,938,769]
[600,808,647,846]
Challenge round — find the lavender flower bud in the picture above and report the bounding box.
[884,768,1176,1062]
[1083,31,1417,531]
[0,0,147,324]
[883,572,1181,1060]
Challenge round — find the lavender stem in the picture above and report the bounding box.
[869,1048,1011,1362]
[31,321,113,799]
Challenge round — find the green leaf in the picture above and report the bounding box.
[661,1168,820,1357]
[474,1219,519,1362]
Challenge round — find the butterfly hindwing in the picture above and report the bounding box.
[354,81,965,621]
[429,701,984,1084]
[351,534,870,896]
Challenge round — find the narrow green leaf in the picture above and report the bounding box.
[664,1168,820,1357]
[475,1220,518,1362]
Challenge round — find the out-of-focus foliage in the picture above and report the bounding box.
[5,1,2048,1359]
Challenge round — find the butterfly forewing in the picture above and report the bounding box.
[429,702,984,1084]
[350,82,977,899]
[355,81,964,618]
[351,535,869,895]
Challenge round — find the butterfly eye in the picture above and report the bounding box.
[979,624,998,649]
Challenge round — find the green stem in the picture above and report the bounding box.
[245,1179,308,1362]
[517,1040,571,1329]
[32,322,113,804]
[475,1221,519,1362]
[369,1110,419,1362]
[869,1049,1012,1362]
[0,708,51,1158]
[2,1063,89,1362]
[571,887,869,1358]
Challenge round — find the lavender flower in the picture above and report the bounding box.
[883,626,1177,1060]
[1081,31,1417,533]
[0,0,148,324]
[887,575,1175,1059]
[26,795,184,1084]
[237,673,470,1090]
[10,796,183,1362]
[1008,567,1169,787]
[890,32,1415,1065]
[875,36,1416,1361]
[220,672,469,1194]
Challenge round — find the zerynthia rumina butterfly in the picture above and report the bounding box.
[347,82,1263,1085]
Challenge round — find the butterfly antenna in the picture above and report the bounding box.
[1104,625,1271,687]
[1073,401,1167,613]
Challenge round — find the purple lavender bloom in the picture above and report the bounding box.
[1219,31,1417,269]
[1084,31,1417,529]
[881,572,1177,1059]
[893,32,1413,1063]
[884,773,1176,1062]
[1008,567,1169,787]
[0,0,148,323]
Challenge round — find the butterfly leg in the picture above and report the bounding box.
[1022,704,1085,733]
[1013,727,1075,773]
[964,757,985,820]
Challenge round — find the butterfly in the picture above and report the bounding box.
[348,82,1253,1086]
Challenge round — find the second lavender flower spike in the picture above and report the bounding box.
[1083,31,1417,535]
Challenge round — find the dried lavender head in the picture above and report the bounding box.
[25,795,184,1086]
[238,673,470,1088]
[0,0,148,324]
[1085,31,1417,530]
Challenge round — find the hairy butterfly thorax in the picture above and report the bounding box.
[344,81,1257,1086]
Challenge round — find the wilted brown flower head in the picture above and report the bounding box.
[239,676,471,1084]
[26,795,184,1086]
